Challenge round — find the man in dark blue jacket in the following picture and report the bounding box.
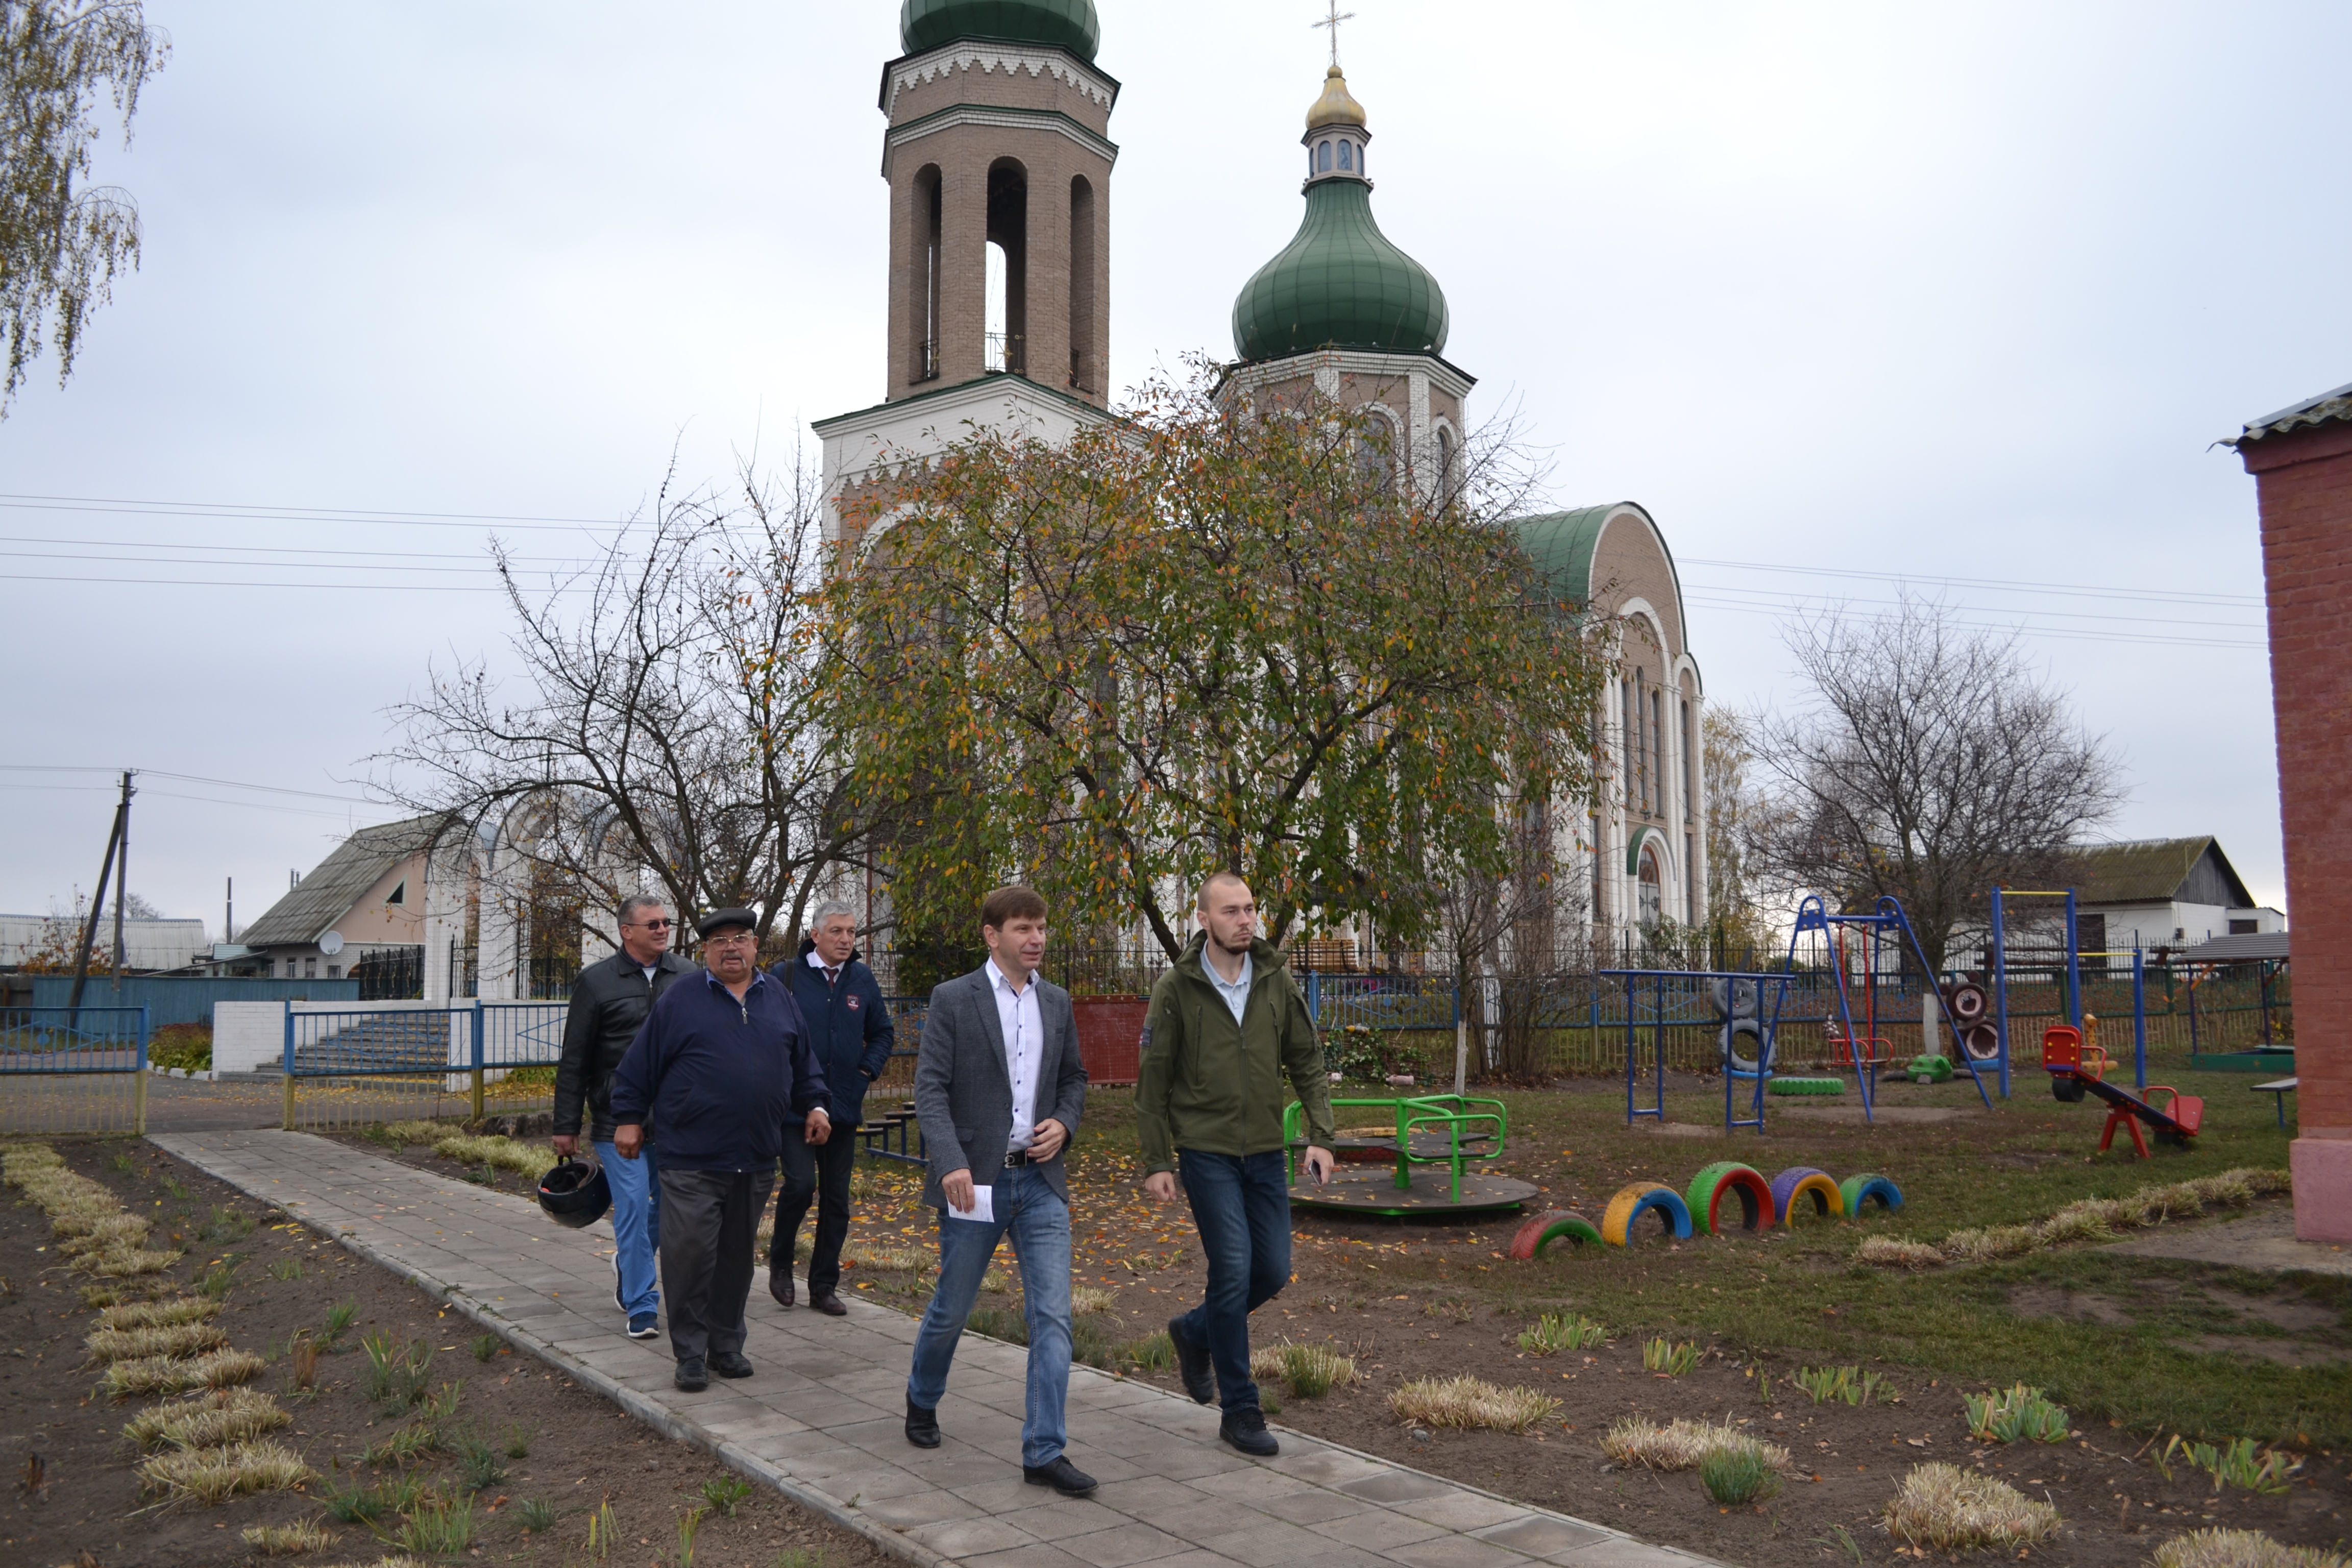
[768,901,895,1316]
[610,908,830,1392]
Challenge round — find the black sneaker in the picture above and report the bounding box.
[674,1356,708,1392]
[1022,1455,1098,1496]
[1167,1316,1215,1405]
[904,1396,940,1449]
[1220,1405,1279,1457]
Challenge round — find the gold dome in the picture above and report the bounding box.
[1305,65,1366,131]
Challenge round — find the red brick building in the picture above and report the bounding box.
[2233,380,2352,1242]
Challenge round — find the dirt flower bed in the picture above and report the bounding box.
[1,1137,890,1568]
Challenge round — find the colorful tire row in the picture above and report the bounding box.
[1506,1167,1903,1258]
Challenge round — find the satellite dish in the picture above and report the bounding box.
[318,932,345,957]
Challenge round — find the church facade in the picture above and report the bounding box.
[814,0,1706,947]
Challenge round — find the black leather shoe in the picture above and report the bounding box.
[1023,1455,1098,1496]
[674,1356,708,1392]
[1168,1317,1215,1405]
[1220,1406,1279,1457]
[810,1290,848,1317]
[768,1265,795,1308]
[708,1350,754,1379]
[904,1396,940,1449]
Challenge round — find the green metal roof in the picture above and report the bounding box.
[1512,505,1616,604]
[1231,180,1448,362]
[900,0,1099,60]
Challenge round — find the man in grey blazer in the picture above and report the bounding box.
[903,885,1094,1496]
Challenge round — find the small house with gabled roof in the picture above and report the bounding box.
[235,814,452,993]
[2062,836,2282,955]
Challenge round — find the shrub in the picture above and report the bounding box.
[103,1348,266,1398]
[240,1521,332,1555]
[1793,1364,1891,1407]
[429,1135,557,1182]
[1518,1312,1605,1356]
[1860,1168,2292,1271]
[2151,1529,2349,1568]
[1700,1445,1783,1505]
[1640,1338,1700,1376]
[1963,1383,2071,1444]
[136,1439,313,1504]
[121,1387,289,1450]
[841,1241,932,1272]
[86,1321,229,1364]
[1071,1285,1117,1315]
[95,1296,218,1331]
[391,1486,476,1556]
[1882,1463,2060,1551]
[1250,1340,1357,1397]
[1602,1417,1790,1473]
[1389,1376,1560,1433]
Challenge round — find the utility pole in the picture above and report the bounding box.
[225,876,234,946]
[66,771,133,1024]
[111,770,133,996]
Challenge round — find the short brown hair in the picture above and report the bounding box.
[1195,871,1250,912]
[980,885,1047,930]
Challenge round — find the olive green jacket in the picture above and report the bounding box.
[1136,933,1335,1176]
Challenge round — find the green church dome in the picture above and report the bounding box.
[900,0,1099,61]
[1231,179,1449,363]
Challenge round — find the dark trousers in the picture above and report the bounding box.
[656,1167,775,1363]
[770,1118,858,1295]
[1173,1148,1292,1413]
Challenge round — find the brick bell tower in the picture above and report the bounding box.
[814,0,1118,547]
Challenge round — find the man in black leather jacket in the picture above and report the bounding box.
[553,895,695,1339]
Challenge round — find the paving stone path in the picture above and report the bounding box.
[152,1131,1720,1568]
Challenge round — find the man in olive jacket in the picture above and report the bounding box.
[553,895,696,1339]
[1138,872,1335,1457]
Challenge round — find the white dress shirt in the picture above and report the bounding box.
[1207,949,1253,1025]
[986,958,1043,1153]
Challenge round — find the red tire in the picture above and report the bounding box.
[1508,1209,1603,1260]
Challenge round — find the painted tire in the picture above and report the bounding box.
[1769,1167,1845,1225]
[1766,1076,1845,1096]
[2051,1074,2087,1104]
[1960,1023,2002,1063]
[1684,1162,1776,1235]
[1507,1209,1603,1260]
[1839,1174,1903,1216]
[1600,1184,1694,1246]
[1721,1018,1766,1073]
[1710,977,1762,1021]
[1944,981,1989,1026]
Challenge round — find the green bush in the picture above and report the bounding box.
[1701,1445,1783,1505]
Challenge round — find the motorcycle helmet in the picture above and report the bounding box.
[537,1158,611,1230]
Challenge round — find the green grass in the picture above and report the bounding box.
[1066,1072,2347,1444]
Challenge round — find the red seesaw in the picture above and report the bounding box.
[2040,1025,2202,1160]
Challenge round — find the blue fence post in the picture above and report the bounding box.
[1305,970,1320,1026]
[2064,890,2082,1032]
[2132,947,2147,1090]
[281,1001,297,1130]
[134,1004,150,1135]
[1991,888,2010,1098]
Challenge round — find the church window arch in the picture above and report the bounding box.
[1338,138,1354,170]
[1638,844,1663,928]
[1318,139,1332,172]
[1358,408,1396,490]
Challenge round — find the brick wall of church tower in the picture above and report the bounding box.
[879,46,1116,406]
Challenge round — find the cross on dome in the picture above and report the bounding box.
[1312,1,1356,69]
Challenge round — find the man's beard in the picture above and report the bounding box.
[1213,930,1252,956]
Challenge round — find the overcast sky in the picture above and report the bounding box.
[7,1,2344,934]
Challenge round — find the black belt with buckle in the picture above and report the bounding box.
[1002,1150,1030,1168]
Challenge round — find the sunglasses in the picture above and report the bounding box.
[627,918,674,930]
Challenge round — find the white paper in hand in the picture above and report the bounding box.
[948,1185,995,1223]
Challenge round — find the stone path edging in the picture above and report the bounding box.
[151,1131,1727,1568]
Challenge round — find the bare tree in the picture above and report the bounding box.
[378,451,865,954]
[1701,706,1775,961]
[1749,596,2123,973]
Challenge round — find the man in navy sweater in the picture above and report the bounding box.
[610,908,830,1391]
[768,901,895,1315]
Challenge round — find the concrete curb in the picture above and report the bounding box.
[148,1134,960,1568]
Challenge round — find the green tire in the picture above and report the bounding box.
[1766,1076,1846,1096]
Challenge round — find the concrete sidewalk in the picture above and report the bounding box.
[152,1131,1718,1568]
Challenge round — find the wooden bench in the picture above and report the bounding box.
[2252,1076,2298,1128]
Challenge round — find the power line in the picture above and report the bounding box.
[1681,593,2263,651]
[0,533,588,565]
[0,491,633,534]
[1681,579,2263,633]
[1680,554,2262,609]
[0,765,382,804]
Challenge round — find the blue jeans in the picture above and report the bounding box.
[597,1140,660,1316]
[1174,1148,1292,1413]
[906,1163,1072,1467]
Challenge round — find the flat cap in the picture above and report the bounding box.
[695,906,760,939]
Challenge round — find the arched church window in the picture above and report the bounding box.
[1638,845,1663,928]
[1318,140,1332,172]
[1435,426,1458,496]
[1358,411,1394,489]
[1338,139,1354,171]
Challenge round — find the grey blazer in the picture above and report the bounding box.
[913,965,1088,1211]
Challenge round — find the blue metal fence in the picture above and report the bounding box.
[278,1001,568,1128]
[23,975,358,1030]
[0,1005,151,1134]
